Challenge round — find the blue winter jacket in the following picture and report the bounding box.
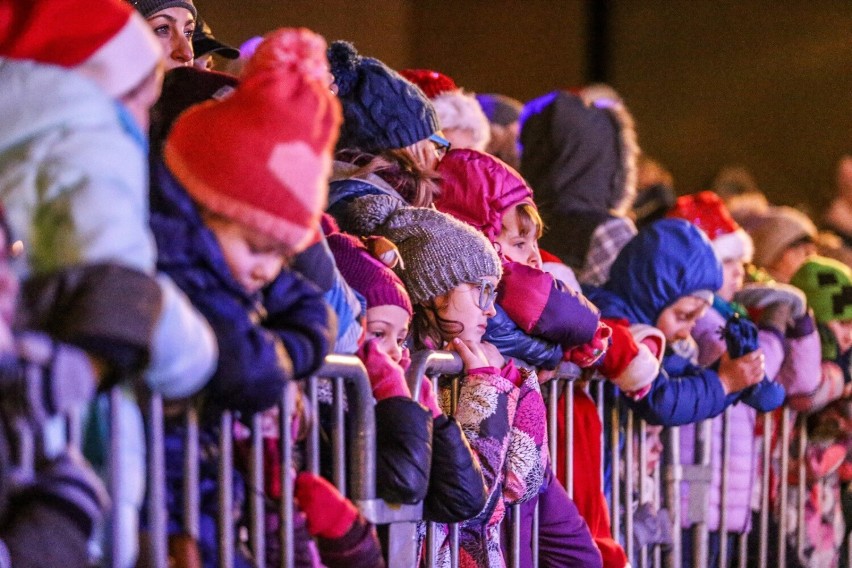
[584,220,738,426]
[149,159,334,416]
[484,305,563,370]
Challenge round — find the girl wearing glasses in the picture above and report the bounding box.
[346,195,600,567]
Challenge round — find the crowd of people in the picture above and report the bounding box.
[1,1,852,567]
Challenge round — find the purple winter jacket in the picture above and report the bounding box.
[679,307,821,532]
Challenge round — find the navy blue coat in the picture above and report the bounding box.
[149,160,333,415]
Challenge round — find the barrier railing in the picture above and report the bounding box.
[72,353,837,568]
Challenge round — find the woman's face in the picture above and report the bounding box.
[433,277,498,345]
[146,7,195,70]
[365,305,410,364]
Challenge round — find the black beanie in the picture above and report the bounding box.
[127,0,197,20]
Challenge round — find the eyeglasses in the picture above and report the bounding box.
[429,133,452,158]
[475,279,497,312]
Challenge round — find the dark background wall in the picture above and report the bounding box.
[198,1,852,218]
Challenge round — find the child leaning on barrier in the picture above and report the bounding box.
[583,219,766,427]
[150,28,339,567]
[325,221,488,522]
[783,256,852,567]
[345,194,600,567]
[435,148,619,567]
[666,192,809,565]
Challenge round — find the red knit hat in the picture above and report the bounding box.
[436,148,535,242]
[399,68,458,99]
[327,233,412,316]
[0,0,162,98]
[164,28,342,253]
[666,190,754,262]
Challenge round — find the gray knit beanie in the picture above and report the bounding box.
[328,41,439,154]
[347,195,502,304]
[127,0,197,20]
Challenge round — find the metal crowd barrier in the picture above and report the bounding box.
[82,355,837,568]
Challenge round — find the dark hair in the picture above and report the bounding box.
[336,148,440,207]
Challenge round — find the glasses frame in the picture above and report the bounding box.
[477,279,497,312]
[429,133,452,157]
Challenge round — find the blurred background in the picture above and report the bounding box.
[199,0,852,217]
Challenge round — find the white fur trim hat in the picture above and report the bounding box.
[666,190,754,262]
[0,0,162,98]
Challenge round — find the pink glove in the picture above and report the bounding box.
[295,472,359,539]
[563,321,612,367]
[418,376,443,418]
[357,339,412,401]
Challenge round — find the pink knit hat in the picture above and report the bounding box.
[164,28,341,253]
[0,0,162,98]
[436,148,535,242]
[327,232,412,316]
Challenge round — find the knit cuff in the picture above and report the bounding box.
[787,313,816,339]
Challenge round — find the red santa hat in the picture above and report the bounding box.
[164,28,341,253]
[0,0,162,98]
[666,191,754,262]
[400,68,491,152]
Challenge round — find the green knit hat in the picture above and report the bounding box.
[346,195,502,305]
[790,256,852,324]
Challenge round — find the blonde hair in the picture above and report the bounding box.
[513,202,544,239]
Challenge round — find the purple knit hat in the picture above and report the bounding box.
[327,233,413,316]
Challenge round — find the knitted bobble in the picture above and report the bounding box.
[345,194,406,236]
[245,28,329,85]
[327,40,360,97]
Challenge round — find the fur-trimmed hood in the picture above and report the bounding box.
[519,90,638,217]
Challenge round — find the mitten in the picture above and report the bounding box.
[418,376,442,418]
[722,312,759,358]
[597,320,663,397]
[733,282,807,319]
[357,340,411,401]
[294,472,359,539]
[563,321,611,367]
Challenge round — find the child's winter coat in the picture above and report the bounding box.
[149,159,333,416]
[584,219,745,426]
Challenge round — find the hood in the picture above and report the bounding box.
[519,90,638,218]
[435,148,534,242]
[603,219,722,325]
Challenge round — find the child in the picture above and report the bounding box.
[0,0,216,401]
[667,192,815,565]
[326,226,488,521]
[583,219,766,426]
[151,28,340,566]
[436,148,636,567]
[347,194,601,567]
[786,256,852,566]
[153,28,338,415]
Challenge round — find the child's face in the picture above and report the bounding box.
[365,305,410,364]
[644,424,664,475]
[769,241,816,283]
[718,257,746,302]
[204,215,289,295]
[146,7,195,70]
[655,295,709,342]
[435,276,498,345]
[827,320,852,354]
[494,206,542,269]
